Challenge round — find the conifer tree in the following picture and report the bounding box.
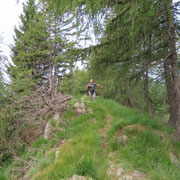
[10,0,49,92]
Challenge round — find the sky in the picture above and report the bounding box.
[0,0,27,60]
[0,0,179,63]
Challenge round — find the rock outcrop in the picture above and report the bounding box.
[75,102,86,115]
[61,175,93,180]
[107,163,147,180]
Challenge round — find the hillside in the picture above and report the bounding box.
[0,97,180,180]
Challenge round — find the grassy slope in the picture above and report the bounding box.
[1,97,180,180]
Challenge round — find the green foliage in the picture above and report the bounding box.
[0,100,26,165]
[27,99,108,180]
[61,69,91,95]
[101,98,180,179]
[0,73,7,102]
[43,0,117,15]
[0,173,7,180]
[10,0,49,90]
[0,38,8,102]
[76,157,97,178]
[149,82,169,116]
[32,137,49,149]
[1,98,180,180]
[1,0,180,178]
[0,135,57,179]
[0,150,13,166]
[0,0,79,169]
[47,0,173,118]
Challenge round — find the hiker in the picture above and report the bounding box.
[86,79,104,101]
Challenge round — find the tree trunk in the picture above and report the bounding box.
[163,0,180,140]
[48,63,53,92]
[125,76,135,109]
[164,54,177,127]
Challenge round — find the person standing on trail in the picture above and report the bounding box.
[86,79,104,101]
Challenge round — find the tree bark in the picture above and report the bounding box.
[125,75,135,109]
[164,54,177,127]
[163,0,180,140]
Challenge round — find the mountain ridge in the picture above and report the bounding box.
[1,97,180,180]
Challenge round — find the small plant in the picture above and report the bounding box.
[75,156,97,179]
[32,137,48,148]
[49,118,57,127]
[0,173,7,180]
[109,139,119,151]
[56,130,66,139]
[0,150,13,166]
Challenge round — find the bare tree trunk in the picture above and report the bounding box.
[163,0,180,140]
[164,55,177,127]
[53,63,58,96]
[48,63,53,91]
[125,76,135,109]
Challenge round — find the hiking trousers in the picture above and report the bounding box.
[89,91,96,101]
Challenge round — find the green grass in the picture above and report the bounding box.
[101,98,180,180]
[0,173,7,180]
[0,135,57,180]
[1,97,180,180]
[33,99,108,180]
[75,156,97,178]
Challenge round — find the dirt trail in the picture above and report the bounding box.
[100,114,148,180]
[100,114,112,151]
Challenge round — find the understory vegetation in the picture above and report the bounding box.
[0,97,180,180]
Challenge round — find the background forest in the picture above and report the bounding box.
[0,0,180,179]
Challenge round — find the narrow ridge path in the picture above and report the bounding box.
[100,114,112,152]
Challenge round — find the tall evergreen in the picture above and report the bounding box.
[10,0,49,92]
[11,0,79,92]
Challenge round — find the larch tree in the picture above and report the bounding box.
[43,0,180,140]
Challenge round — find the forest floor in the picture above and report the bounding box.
[1,97,180,180]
